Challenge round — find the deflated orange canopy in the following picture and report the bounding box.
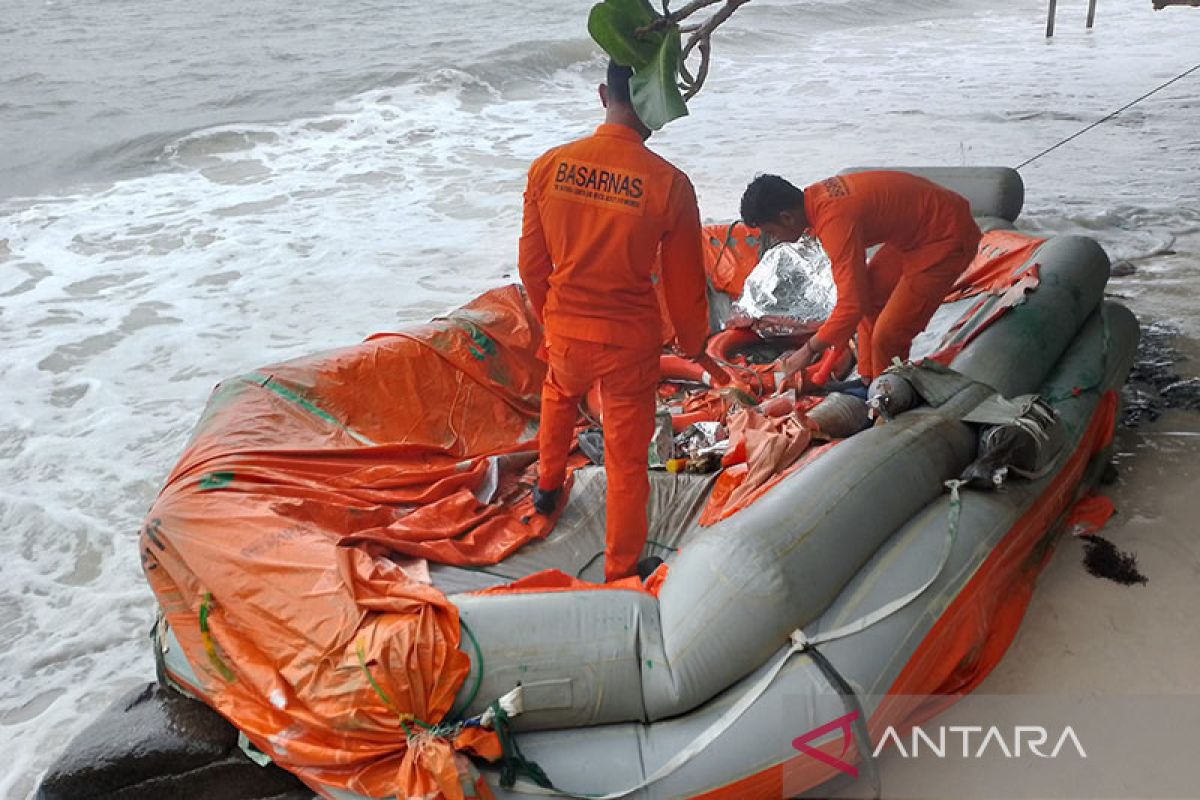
[139,227,1052,799]
[142,285,568,799]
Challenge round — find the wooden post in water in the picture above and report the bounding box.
[1046,0,1057,37]
[1086,0,1098,28]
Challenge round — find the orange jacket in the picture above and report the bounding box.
[519,124,710,356]
[806,171,977,349]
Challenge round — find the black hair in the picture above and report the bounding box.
[739,174,805,228]
[606,61,634,104]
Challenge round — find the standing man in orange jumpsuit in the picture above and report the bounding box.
[738,172,982,386]
[519,62,727,582]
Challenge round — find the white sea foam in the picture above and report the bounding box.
[2,0,1199,796]
[0,65,595,798]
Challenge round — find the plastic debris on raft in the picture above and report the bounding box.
[675,421,727,459]
[649,409,675,468]
[732,236,837,329]
[578,428,605,465]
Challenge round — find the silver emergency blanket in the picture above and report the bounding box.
[732,235,837,323]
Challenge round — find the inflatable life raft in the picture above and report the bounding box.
[130,167,1135,800]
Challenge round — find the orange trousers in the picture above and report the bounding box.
[538,336,660,582]
[856,234,980,380]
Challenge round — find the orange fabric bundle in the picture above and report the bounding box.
[700,405,834,525]
[141,285,579,799]
[725,409,813,509]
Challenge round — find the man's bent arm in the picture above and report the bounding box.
[660,173,710,357]
[814,218,870,351]
[518,167,553,322]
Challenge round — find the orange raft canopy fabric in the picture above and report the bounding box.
[141,285,573,799]
[139,227,1053,799]
[926,229,1046,364]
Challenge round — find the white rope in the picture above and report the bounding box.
[478,685,524,729]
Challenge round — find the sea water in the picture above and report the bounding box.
[2,0,1199,796]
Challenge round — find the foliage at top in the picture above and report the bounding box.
[588,0,752,130]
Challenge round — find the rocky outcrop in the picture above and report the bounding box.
[37,683,310,800]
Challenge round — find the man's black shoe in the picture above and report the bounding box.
[532,486,561,515]
[636,556,664,582]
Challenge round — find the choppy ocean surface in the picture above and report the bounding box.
[2,0,1199,796]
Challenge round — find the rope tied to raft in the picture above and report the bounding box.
[354,617,487,742]
[490,699,555,791]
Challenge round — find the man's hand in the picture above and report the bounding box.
[779,342,817,383]
[693,351,733,387]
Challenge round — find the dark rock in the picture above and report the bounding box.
[37,682,311,800]
[1110,260,1137,277]
[1161,377,1200,409]
[1121,320,1200,427]
[1121,381,1162,427]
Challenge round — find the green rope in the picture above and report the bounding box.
[354,639,447,739]
[446,619,485,722]
[356,638,398,710]
[198,593,236,682]
[492,700,554,790]
[355,619,484,737]
[575,550,606,579]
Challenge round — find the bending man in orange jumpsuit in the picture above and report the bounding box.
[519,62,726,582]
[739,172,982,385]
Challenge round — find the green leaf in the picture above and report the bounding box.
[587,0,663,70]
[587,0,689,130]
[629,26,688,131]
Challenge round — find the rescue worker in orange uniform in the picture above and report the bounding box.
[519,62,727,583]
[739,172,982,386]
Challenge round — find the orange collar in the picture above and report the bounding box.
[594,123,644,143]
